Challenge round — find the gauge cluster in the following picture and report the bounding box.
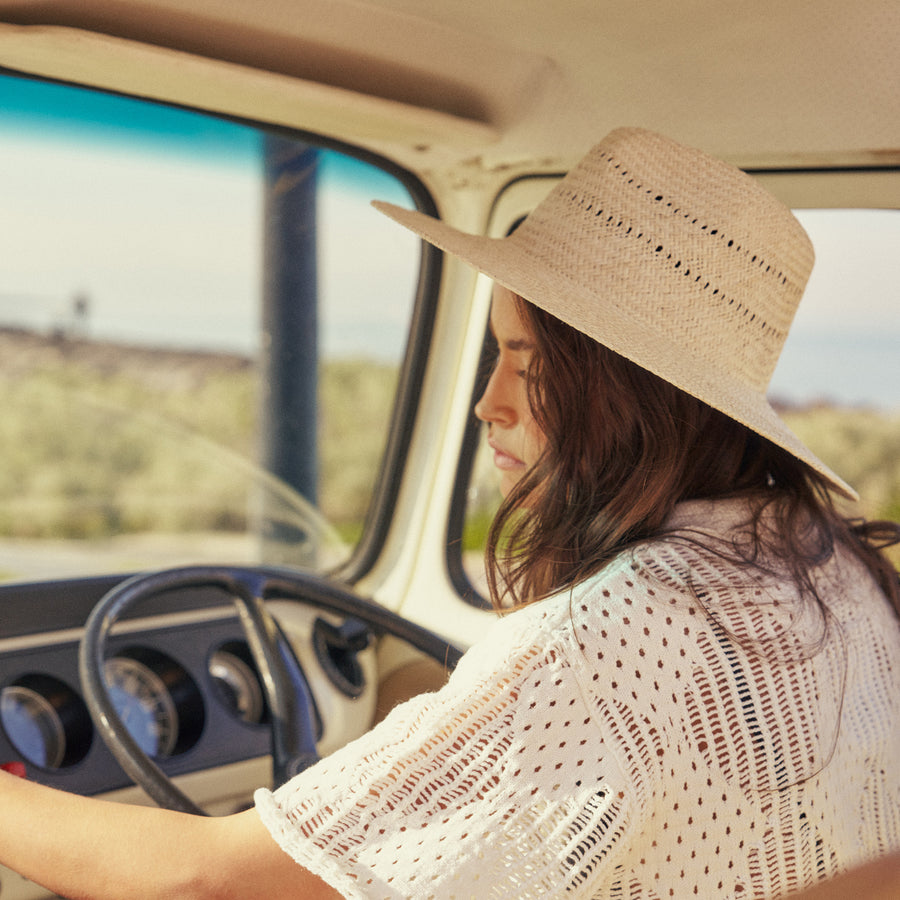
[0,578,377,797]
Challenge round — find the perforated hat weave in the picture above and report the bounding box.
[374,127,855,499]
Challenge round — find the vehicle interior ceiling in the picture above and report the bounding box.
[0,1,897,888]
[1,0,898,203]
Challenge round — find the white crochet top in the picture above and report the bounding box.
[255,500,900,898]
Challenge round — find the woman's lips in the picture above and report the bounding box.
[488,439,524,471]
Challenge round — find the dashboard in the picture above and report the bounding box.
[0,573,379,800]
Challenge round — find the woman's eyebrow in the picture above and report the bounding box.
[504,337,535,352]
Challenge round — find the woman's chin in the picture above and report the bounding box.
[498,469,531,501]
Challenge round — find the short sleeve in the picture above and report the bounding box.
[255,600,638,899]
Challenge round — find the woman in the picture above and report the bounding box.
[2,128,898,899]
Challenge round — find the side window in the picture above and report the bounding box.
[776,209,900,539]
[456,203,900,601]
[0,73,422,583]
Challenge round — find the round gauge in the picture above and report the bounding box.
[0,674,92,770]
[0,684,66,769]
[104,656,179,759]
[209,645,266,725]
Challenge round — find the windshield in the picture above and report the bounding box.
[0,73,422,583]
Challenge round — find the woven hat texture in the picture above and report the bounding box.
[374,127,854,498]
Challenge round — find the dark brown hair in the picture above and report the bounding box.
[484,298,900,615]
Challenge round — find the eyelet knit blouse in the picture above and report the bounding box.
[255,500,900,898]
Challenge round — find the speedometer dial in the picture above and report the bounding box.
[0,684,66,769]
[104,656,178,759]
[0,674,92,770]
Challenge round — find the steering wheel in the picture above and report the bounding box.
[78,565,463,816]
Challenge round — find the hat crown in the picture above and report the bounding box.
[512,128,815,393]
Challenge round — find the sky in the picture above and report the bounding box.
[0,73,897,409]
[0,73,419,364]
[771,209,899,408]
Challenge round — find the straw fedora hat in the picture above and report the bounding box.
[374,127,855,499]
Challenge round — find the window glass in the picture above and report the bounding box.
[459,207,900,599]
[0,73,420,583]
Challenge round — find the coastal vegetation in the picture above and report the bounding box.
[1,329,897,570]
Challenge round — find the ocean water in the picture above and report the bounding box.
[770,331,899,410]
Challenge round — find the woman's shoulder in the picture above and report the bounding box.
[465,496,873,685]
[488,505,741,650]
[569,499,757,612]
[554,498,811,661]
[478,544,703,681]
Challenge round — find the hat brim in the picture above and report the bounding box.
[374,200,857,501]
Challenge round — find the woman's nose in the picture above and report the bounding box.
[474,368,515,427]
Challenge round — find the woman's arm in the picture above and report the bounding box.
[0,770,341,900]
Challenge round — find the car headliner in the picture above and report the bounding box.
[0,0,897,208]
